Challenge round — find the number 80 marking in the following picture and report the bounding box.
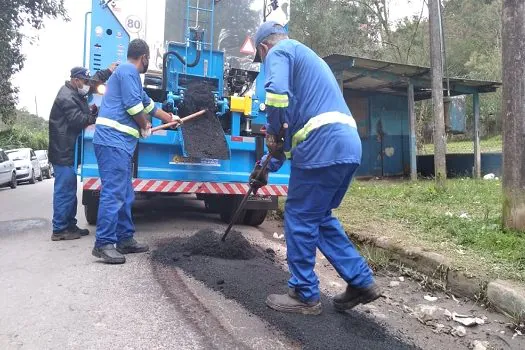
[125,15,142,33]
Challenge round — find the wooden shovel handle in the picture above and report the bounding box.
[151,109,207,132]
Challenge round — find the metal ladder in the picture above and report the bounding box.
[183,0,217,75]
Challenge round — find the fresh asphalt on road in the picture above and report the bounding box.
[0,178,466,350]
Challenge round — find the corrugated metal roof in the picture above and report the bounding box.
[324,54,501,100]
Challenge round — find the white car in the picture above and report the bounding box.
[35,150,54,179]
[0,148,17,189]
[6,148,43,184]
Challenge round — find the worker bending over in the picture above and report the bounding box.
[250,21,380,315]
[92,39,181,264]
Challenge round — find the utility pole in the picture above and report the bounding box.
[428,0,447,190]
[34,96,39,117]
[502,0,525,230]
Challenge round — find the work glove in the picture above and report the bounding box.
[140,122,152,138]
[265,133,284,157]
[249,163,268,191]
[171,114,183,127]
[87,105,98,125]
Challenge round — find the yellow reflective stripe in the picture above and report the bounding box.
[127,102,144,116]
[284,151,292,159]
[266,92,289,108]
[291,112,357,149]
[96,117,140,138]
[144,100,155,114]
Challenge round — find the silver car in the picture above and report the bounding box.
[0,148,17,189]
[6,148,43,184]
[35,150,54,179]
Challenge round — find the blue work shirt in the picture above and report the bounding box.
[93,62,157,155]
[262,39,362,170]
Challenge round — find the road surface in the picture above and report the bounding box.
[0,179,522,350]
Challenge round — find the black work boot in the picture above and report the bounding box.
[70,225,90,236]
[333,283,382,312]
[92,244,126,264]
[116,238,149,254]
[51,229,81,241]
[266,290,322,315]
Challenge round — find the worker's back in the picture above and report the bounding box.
[94,63,142,155]
[265,39,361,169]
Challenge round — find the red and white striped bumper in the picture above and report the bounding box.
[82,178,288,196]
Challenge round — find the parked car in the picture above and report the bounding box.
[5,148,43,184]
[35,150,54,179]
[0,148,17,189]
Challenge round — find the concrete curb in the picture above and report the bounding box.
[347,230,525,322]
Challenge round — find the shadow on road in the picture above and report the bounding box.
[151,234,418,350]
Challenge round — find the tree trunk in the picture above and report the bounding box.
[502,0,525,230]
[428,0,447,190]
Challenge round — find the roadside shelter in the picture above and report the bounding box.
[323,54,501,179]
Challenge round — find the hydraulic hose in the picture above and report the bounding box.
[161,49,202,92]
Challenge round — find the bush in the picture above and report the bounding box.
[0,126,48,150]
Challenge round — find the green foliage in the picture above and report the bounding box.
[0,109,48,150]
[290,0,503,139]
[0,0,68,125]
[290,0,381,57]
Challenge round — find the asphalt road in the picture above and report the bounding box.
[0,179,522,350]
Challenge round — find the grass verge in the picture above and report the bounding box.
[336,178,525,282]
[419,135,502,155]
[275,178,525,282]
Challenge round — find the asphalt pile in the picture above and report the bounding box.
[152,235,414,350]
[178,81,230,160]
[182,229,258,260]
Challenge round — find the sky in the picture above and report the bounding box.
[13,0,427,120]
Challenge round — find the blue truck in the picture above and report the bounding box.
[79,0,291,226]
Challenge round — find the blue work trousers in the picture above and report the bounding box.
[94,144,135,247]
[285,163,375,302]
[52,164,78,233]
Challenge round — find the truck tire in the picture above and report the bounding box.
[84,201,99,225]
[243,209,268,227]
[220,208,246,224]
[219,196,246,224]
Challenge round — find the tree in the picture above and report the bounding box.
[0,0,67,125]
[290,0,380,57]
[501,0,525,230]
[428,0,447,190]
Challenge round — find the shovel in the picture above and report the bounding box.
[221,123,288,242]
[151,109,207,132]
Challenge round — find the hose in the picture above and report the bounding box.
[161,49,202,93]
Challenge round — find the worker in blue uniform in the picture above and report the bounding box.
[92,39,181,264]
[250,21,381,315]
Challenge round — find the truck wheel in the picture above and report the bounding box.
[219,196,246,224]
[84,201,99,225]
[220,208,246,224]
[243,209,268,227]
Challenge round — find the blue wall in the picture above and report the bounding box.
[345,91,410,177]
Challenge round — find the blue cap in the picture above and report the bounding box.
[253,21,287,63]
[70,67,90,80]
